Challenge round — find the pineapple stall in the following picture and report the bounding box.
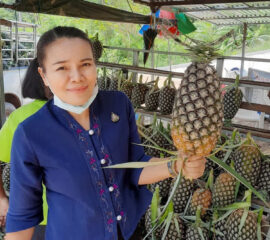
[1,0,270,239]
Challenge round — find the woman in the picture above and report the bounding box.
[6,26,206,240]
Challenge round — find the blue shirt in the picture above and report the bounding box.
[7,91,152,240]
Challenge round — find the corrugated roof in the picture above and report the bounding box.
[134,1,270,25]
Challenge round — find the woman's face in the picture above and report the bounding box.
[38,37,97,106]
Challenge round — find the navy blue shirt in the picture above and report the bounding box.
[7,91,152,240]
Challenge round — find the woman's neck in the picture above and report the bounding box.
[68,108,90,130]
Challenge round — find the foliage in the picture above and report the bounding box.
[1,0,270,67]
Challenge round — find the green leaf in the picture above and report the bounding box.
[257,208,263,240]
[151,187,159,227]
[238,209,248,236]
[208,155,269,207]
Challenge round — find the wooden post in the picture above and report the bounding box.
[240,23,247,78]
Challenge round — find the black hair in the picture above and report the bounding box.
[22,58,50,100]
[22,26,94,100]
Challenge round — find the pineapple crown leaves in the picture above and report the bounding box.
[149,77,160,94]
[205,168,214,191]
[151,187,160,227]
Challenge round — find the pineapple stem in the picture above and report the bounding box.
[195,207,202,227]
[235,75,240,89]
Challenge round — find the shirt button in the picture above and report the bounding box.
[100,159,106,164]
[108,186,114,192]
[116,215,122,221]
[89,129,94,135]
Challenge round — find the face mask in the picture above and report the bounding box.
[53,85,99,114]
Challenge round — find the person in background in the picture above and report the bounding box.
[5,26,206,240]
[0,58,52,240]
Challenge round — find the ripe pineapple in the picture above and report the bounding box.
[2,164,10,195]
[257,160,270,192]
[212,172,236,208]
[187,188,212,217]
[158,75,176,115]
[171,42,223,157]
[131,75,149,107]
[223,75,243,122]
[233,136,261,186]
[171,177,194,214]
[164,213,185,240]
[227,209,257,240]
[145,77,160,111]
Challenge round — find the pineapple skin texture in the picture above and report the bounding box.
[171,62,223,157]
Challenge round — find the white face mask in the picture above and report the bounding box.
[53,85,99,114]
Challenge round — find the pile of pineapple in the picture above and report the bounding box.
[97,68,177,115]
[138,122,270,240]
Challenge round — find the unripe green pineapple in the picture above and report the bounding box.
[109,71,122,91]
[212,172,236,208]
[187,188,212,217]
[97,68,111,90]
[164,214,185,240]
[213,215,228,240]
[233,143,261,186]
[158,75,176,115]
[186,225,208,240]
[145,77,160,111]
[149,178,172,200]
[171,177,194,214]
[227,209,257,240]
[90,33,103,60]
[257,160,270,192]
[121,73,134,99]
[131,75,149,107]
[223,75,243,121]
[2,164,10,195]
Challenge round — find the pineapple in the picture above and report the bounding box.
[121,73,134,100]
[97,68,111,90]
[145,77,160,111]
[187,188,212,217]
[149,178,172,201]
[233,135,261,186]
[223,75,243,122]
[186,225,208,240]
[171,41,223,158]
[91,33,103,60]
[257,160,270,192]
[213,213,228,240]
[131,75,149,108]
[227,209,257,240]
[109,71,122,91]
[164,213,185,240]
[171,177,194,214]
[2,164,10,195]
[212,172,236,208]
[158,74,176,115]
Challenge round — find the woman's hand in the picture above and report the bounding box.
[176,154,206,180]
[0,196,8,227]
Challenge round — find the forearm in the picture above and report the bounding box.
[5,227,34,240]
[138,157,171,185]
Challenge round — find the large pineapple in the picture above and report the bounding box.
[212,172,236,208]
[171,41,223,158]
[227,209,257,240]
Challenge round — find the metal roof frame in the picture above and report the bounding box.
[134,0,270,25]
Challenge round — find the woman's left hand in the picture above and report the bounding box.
[176,154,206,179]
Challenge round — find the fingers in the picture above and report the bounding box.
[182,157,206,179]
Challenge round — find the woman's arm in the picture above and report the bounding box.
[5,227,34,240]
[138,155,206,185]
